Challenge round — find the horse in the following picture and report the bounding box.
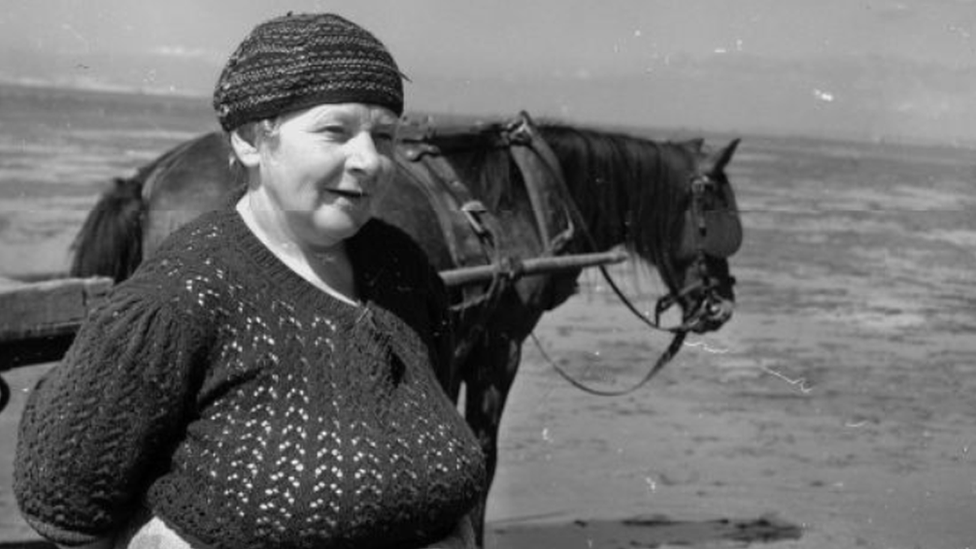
[70,111,742,544]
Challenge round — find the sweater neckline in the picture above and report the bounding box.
[217,209,377,320]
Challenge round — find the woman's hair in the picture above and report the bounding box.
[235,118,282,149]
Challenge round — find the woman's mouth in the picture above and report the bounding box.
[328,188,368,200]
[325,188,372,214]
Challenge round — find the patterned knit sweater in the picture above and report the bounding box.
[14,209,486,549]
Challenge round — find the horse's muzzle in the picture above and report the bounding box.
[684,294,734,334]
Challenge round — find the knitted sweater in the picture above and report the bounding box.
[14,209,486,549]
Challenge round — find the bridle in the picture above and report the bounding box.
[648,169,741,334]
[546,168,741,396]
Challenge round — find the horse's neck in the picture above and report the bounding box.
[541,125,685,256]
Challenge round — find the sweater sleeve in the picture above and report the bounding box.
[13,282,209,546]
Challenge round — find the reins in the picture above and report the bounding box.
[534,330,687,396]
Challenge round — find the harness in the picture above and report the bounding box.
[398,112,573,266]
[397,113,742,396]
[397,112,575,359]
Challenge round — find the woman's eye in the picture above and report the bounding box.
[321,125,348,137]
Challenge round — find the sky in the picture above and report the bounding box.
[2,0,976,144]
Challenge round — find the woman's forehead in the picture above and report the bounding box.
[295,103,399,125]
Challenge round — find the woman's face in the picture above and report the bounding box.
[254,102,399,250]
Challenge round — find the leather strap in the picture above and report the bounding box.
[506,112,575,255]
[395,148,493,269]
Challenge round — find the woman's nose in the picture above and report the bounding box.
[347,131,383,176]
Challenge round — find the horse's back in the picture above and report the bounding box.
[142,132,238,257]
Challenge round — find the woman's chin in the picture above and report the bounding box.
[312,212,369,243]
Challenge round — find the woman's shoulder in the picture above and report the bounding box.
[152,209,243,258]
[123,209,251,299]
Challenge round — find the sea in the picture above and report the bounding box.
[0,83,218,276]
[1,82,976,548]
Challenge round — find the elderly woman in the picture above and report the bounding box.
[15,13,485,549]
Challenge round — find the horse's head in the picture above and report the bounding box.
[535,122,741,335]
[656,138,742,334]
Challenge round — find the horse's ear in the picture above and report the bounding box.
[230,131,260,168]
[709,138,740,173]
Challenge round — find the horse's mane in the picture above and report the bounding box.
[536,122,698,291]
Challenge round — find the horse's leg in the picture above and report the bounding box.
[462,329,521,547]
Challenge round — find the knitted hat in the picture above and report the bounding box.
[213,13,404,132]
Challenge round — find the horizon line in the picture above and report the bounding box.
[3,78,974,152]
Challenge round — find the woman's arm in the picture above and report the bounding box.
[15,284,207,546]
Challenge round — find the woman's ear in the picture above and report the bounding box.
[230,131,261,168]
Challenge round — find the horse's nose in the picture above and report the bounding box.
[707,299,728,317]
[686,296,733,334]
[699,298,734,333]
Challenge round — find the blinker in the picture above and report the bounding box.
[697,209,743,258]
[678,178,743,259]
